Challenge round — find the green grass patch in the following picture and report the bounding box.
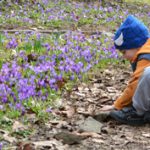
[125,0,150,4]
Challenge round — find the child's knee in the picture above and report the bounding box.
[143,67,150,79]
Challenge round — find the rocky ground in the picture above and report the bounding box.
[2,63,150,150]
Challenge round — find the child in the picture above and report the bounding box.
[101,15,150,125]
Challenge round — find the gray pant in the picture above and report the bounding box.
[133,66,150,115]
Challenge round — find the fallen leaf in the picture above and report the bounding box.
[27,54,37,63]
[99,97,112,105]
[53,99,63,108]
[106,87,117,93]
[49,120,67,125]
[55,121,68,129]
[56,78,67,89]
[142,133,150,138]
[33,141,56,147]
[33,139,66,150]
[92,138,105,144]
[12,121,27,131]
[38,26,45,29]
[30,27,38,31]
[77,110,92,117]
[62,105,76,118]
[73,131,102,138]
[75,92,86,97]
[3,134,17,143]
[17,142,35,150]
[87,104,96,115]
[0,129,9,135]
[104,69,113,75]
[0,128,17,143]
[23,143,35,150]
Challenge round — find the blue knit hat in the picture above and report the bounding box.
[114,15,150,50]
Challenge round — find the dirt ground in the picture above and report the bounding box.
[11,63,150,150]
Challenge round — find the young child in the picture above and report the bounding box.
[101,15,150,125]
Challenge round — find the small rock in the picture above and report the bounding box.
[79,117,103,133]
[54,131,85,145]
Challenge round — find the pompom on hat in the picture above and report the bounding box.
[114,15,150,50]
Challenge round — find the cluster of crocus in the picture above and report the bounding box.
[0,31,118,114]
[1,0,149,31]
[6,38,18,49]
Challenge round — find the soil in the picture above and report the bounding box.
[10,63,150,150]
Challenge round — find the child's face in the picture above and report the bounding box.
[120,48,139,61]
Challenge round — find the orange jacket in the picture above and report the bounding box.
[114,38,150,110]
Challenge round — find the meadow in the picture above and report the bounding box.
[0,0,150,149]
[0,0,150,119]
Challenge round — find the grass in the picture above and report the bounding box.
[125,0,150,4]
[0,31,118,121]
[0,0,149,31]
[0,0,149,140]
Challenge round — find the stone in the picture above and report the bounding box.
[79,117,103,133]
[54,131,85,145]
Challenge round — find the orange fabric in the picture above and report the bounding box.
[114,39,150,110]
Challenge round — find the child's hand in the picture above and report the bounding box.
[100,105,115,111]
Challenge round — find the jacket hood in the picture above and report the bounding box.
[132,38,150,62]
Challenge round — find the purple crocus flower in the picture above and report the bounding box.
[0,105,4,110]
[107,7,113,12]
[2,96,8,103]
[46,107,52,113]
[15,103,22,110]
[70,75,75,80]
[45,43,51,51]
[49,78,56,85]
[0,143,2,150]
[6,38,18,49]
